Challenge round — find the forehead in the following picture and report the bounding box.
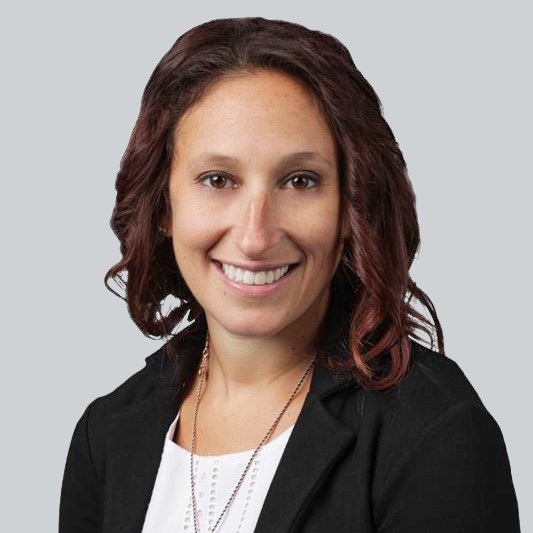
[173,70,337,166]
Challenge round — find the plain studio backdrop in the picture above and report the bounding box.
[1,1,530,531]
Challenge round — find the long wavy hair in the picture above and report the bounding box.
[104,16,445,392]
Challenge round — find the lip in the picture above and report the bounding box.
[212,260,299,296]
[213,259,298,272]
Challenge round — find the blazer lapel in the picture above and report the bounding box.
[103,389,180,532]
[253,360,359,532]
[103,343,200,532]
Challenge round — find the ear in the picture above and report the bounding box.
[334,216,350,267]
[160,213,172,237]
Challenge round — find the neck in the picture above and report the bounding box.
[199,292,329,406]
[205,333,317,402]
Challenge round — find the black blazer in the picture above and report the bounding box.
[59,336,521,532]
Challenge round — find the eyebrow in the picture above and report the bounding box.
[187,151,334,171]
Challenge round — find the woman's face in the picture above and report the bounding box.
[167,69,347,339]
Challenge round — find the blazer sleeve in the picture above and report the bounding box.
[374,401,521,532]
[59,399,104,532]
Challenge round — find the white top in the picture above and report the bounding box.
[141,409,294,533]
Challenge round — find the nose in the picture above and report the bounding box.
[232,190,283,257]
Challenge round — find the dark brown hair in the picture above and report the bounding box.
[104,16,445,391]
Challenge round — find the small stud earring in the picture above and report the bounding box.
[157,225,167,236]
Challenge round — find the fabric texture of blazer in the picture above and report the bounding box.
[59,332,521,532]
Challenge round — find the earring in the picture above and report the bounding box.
[157,225,167,237]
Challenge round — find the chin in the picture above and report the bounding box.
[209,312,291,339]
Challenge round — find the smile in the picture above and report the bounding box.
[220,261,292,285]
[212,260,299,296]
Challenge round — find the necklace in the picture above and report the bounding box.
[189,333,317,533]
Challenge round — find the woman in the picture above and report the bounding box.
[59,17,521,532]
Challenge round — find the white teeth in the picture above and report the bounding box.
[220,262,291,285]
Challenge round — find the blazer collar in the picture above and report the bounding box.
[104,335,359,532]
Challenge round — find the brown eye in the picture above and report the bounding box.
[199,173,233,189]
[285,173,320,190]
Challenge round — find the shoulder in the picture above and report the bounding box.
[353,338,502,467]
[67,345,173,478]
[406,339,484,405]
[355,339,510,503]
[85,328,205,422]
[361,341,520,528]
[83,344,169,427]
[357,338,489,424]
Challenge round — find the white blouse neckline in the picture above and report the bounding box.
[166,410,296,463]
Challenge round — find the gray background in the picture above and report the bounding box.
[1,1,530,530]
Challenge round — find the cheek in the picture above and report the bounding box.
[299,202,341,257]
[171,187,213,240]
[169,194,216,270]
